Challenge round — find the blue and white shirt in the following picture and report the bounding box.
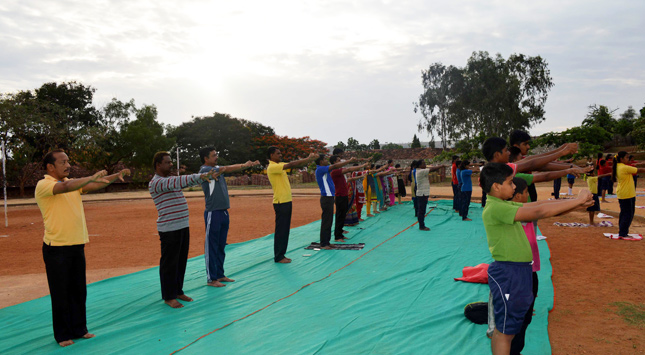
[199,165,230,211]
[315,165,336,196]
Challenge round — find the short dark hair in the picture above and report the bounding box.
[599,159,606,166]
[512,177,528,199]
[452,155,459,162]
[153,151,171,170]
[455,160,462,168]
[480,162,514,193]
[509,130,531,146]
[597,153,603,159]
[267,146,279,158]
[395,164,401,168]
[482,137,508,162]
[43,149,65,169]
[387,159,393,164]
[459,160,470,170]
[508,146,522,163]
[199,147,216,164]
[329,155,340,164]
[315,154,326,165]
[332,147,344,155]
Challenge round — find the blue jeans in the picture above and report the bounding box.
[204,210,230,281]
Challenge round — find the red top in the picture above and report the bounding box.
[598,165,612,175]
[331,168,349,196]
[451,163,458,185]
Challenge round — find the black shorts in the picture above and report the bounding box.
[567,178,575,185]
[587,194,600,212]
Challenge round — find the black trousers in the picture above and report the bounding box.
[460,191,472,219]
[159,227,190,300]
[553,178,561,199]
[481,190,487,207]
[412,197,418,217]
[618,198,636,236]
[273,202,292,261]
[42,243,88,343]
[320,196,335,246]
[510,272,539,355]
[416,196,429,229]
[334,195,349,240]
[451,183,459,211]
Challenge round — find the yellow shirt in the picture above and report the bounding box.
[616,163,638,199]
[267,161,292,204]
[35,175,89,246]
[586,176,598,194]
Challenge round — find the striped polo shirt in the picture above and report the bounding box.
[149,173,202,232]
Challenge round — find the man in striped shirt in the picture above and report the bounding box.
[149,151,218,308]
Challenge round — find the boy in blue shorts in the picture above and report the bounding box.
[480,163,592,354]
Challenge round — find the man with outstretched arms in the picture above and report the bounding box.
[149,151,218,308]
[198,147,260,287]
[267,147,318,263]
[35,149,130,347]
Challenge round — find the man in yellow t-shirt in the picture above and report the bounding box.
[266,147,317,263]
[35,149,129,347]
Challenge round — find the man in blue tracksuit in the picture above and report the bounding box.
[198,147,259,287]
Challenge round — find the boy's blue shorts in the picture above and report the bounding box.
[567,177,575,185]
[488,261,534,335]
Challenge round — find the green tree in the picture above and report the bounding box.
[346,137,361,151]
[411,134,421,148]
[415,51,554,142]
[533,125,612,159]
[369,139,380,150]
[121,104,175,170]
[169,113,258,172]
[582,105,617,132]
[614,106,637,137]
[335,141,347,152]
[382,143,403,150]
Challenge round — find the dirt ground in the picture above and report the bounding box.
[1,182,644,354]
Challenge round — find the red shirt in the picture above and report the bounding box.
[598,165,612,175]
[451,163,458,185]
[331,168,349,196]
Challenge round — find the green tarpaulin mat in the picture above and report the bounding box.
[0,200,554,354]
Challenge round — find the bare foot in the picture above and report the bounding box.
[207,280,226,287]
[276,258,292,263]
[82,333,95,339]
[177,294,193,302]
[420,227,430,231]
[374,211,381,214]
[164,299,184,308]
[59,340,74,347]
[342,231,349,234]
[217,277,235,282]
[334,238,347,242]
[359,218,365,221]
[366,214,374,217]
[463,218,472,221]
[320,245,335,250]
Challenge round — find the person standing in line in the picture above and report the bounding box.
[267,147,318,263]
[414,160,445,231]
[198,147,260,287]
[612,151,645,239]
[450,155,460,213]
[149,151,219,308]
[36,149,130,346]
[330,156,368,237]
[459,160,473,221]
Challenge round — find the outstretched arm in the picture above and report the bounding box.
[341,162,369,174]
[531,166,592,183]
[220,160,261,174]
[53,170,110,195]
[284,153,318,169]
[329,157,358,170]
[516,143,578,173]
[82,169,132,193]
[514,190,593,221]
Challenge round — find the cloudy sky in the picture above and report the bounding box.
[1,0,643,147]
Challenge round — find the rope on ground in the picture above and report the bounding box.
[170,206,436,354]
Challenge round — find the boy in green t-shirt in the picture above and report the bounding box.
[480,163,593,354]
